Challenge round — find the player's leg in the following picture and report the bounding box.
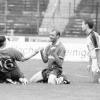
[91,59,100,83]
[92,71,100,83]
[6,78,17,84]
[16,68,28,85]
[4,71,16,84]
[29,70,43,83]
[0,71,7,83]
[48,68,62,85]
[10,67,28,85]
[30,68,51,83]
[56,74,70,84]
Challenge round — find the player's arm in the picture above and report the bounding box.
[89,56,92,65]
[87,56,92,71]
[53,47,66,67]
[87,45,92,65]
[21,50,39,62]
[40,48,48,63]
[95,32,100,48]
[87,45,92,71]
[12,48,39,62]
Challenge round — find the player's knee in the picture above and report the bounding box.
[29,71,43,83]
[48,74,57,84]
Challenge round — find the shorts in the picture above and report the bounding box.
[4,67,24,82]
[42,67,62,83]
[0,71,6,82]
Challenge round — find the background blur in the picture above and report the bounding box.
[0,0,100,37]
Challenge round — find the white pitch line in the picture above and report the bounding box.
[73,74,89,78]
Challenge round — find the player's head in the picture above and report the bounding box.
[49,29,60,43]
[0,36,6,47]
[82,17,94,33]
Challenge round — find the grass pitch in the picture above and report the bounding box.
[0,60,100,100]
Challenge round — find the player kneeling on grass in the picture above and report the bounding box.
[82,17,100,83]
[30,30,70,85]
[0,36,39,85]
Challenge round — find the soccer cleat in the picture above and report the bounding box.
[19,78,28,85]
[63,79,70,84]
[6,79,17,84]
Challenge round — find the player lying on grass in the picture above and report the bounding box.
[0,36,39,85]
[82,17,100,83]
[30,30,70,85]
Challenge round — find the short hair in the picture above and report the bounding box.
[83,17,94,29]
[52,29,61,37]
[0,36,6,47]
[56,31,61,37]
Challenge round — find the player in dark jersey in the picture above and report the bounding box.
[30,30,70,84]
[0,36,39,85]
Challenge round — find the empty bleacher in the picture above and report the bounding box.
[0,0,49,35]
[63,0,100,37]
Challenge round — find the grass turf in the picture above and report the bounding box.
[0,60,100,100]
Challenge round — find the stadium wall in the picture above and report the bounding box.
[6,36,88,62]
[39,0,81,35]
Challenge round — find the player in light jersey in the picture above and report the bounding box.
[82,17,100,83]
[0,36,39,84]
[30,30,70,84]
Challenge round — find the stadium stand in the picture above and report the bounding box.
[39,0,78,36]
[63,0,100,37]
[63,15,83,37]
[0,0,49,35]
[0,0,100,36]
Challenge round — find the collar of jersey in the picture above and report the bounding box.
[51,40,60,46]
[88,30,94,36]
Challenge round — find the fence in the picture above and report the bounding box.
[0,0,100,36]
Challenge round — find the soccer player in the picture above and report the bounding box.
[82,17,100,83]
[30,30,70,84]
[0,36,39,85]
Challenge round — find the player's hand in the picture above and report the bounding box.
[87,65,91,72]
[39,47,44,53]
[34,49,40,54]
[50,46,56,51]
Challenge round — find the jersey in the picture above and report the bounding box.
[44,41,66,68]
[0,48,23,72]
[87,31,100,72]
[87,31,100,59]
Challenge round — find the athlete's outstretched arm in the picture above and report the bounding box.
[21,49,39,62]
